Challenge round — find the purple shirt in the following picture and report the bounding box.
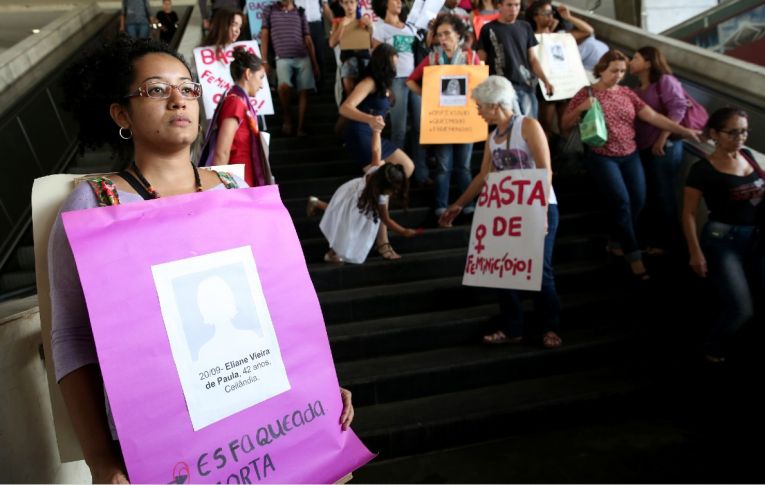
[49,176,246,383]
[634,74,688,150]
[262,2,310,59]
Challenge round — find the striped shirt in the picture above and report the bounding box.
[263,3,310,58]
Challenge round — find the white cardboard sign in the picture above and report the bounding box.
[533,33,590,102]
[193,40,275,119]
[462,169,549,291]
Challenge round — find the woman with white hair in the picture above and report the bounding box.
[440,75,562,349]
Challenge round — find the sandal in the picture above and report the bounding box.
[705,354,726,364]
[644,246,666,256]
[482,331,522,345]
[605,244,624,257]
[324,250,343,264]
[542,331,563,349]
[306,196,320,217]
[376,242,401,260]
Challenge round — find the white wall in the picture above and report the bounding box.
[642,0,718,33]
[0,307,90,483]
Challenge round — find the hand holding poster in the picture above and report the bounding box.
[420,64,489,144]
[61,186,373,483]
[407,0,445,29]
[532,33,589,102]
[194,41,275,119]
[463,169,549,290]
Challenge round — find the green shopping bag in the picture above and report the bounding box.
[580,96,608,147]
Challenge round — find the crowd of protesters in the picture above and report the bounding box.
[94,0,765,377]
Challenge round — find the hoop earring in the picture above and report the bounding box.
[119,127,133,140]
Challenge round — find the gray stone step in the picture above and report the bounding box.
[350,364,646,459]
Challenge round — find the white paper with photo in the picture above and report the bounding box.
[152,246,290,430]
[408,0,445,30]
[439,75,468,106]
[533,33,589,102]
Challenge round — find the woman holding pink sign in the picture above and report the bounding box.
[440,75,563,349]
[51,36,355,483]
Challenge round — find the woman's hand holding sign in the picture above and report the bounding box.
[439,204,463,227]
[339,388,354,431]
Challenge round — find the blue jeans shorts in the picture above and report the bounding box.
[275,57,316,91]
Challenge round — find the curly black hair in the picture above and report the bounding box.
[431,13,468,41]
[61,34,192,161]
[230,45,263,81]
[371,0,389,21]
[362,43,397,98]
[357,163,409,222]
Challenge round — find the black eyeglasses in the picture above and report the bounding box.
[537,10,554,16]
[125,81,203,99]
[719,128,751,138]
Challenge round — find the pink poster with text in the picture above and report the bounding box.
[62,186,374,483]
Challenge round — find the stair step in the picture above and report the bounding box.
[351,365,647,459]
[0,270,36,292]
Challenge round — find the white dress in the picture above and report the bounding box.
[319,171,389,264]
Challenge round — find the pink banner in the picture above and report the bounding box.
[62,186,374,483]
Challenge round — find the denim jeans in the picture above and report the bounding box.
[640,140,684,251]
[513,84,538,119]
[126,22,150,39]
[497,204,561,336]
[433,143,474,214]
[390,78,428,182]
[585,150,646,262]
[701,221,765,358]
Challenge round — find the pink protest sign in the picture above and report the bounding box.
[61,186,374,483]
[462,169,549,291]
[194,41,275,119]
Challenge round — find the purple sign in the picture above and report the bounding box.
[62,186,374,483]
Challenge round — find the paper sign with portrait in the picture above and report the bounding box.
[463,169,549,291]
[193,40,275,119]
[339,19,372,50]
[420,64,489,144]
[60,186,374,483]
[31,166,244,464]
[532,32,589,102]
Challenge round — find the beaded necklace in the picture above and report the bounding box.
[130,161,202,198]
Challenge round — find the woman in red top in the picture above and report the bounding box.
[407,13,480,219]
[562,49,698,280]
[210,47,271,186]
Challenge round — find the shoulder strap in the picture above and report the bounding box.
[214,170,240,189]
[86,176,121,207]
[119,170,155,200]
[741,149,765,181]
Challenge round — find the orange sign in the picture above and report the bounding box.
[420,64,489,144]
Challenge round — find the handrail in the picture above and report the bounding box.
[170,6,195,51]
[0,9,119,272]
[660,0,765,40]
[566,4,765,111]
[0,6,195,278]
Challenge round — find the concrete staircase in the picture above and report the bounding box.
[265,70,665,480]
